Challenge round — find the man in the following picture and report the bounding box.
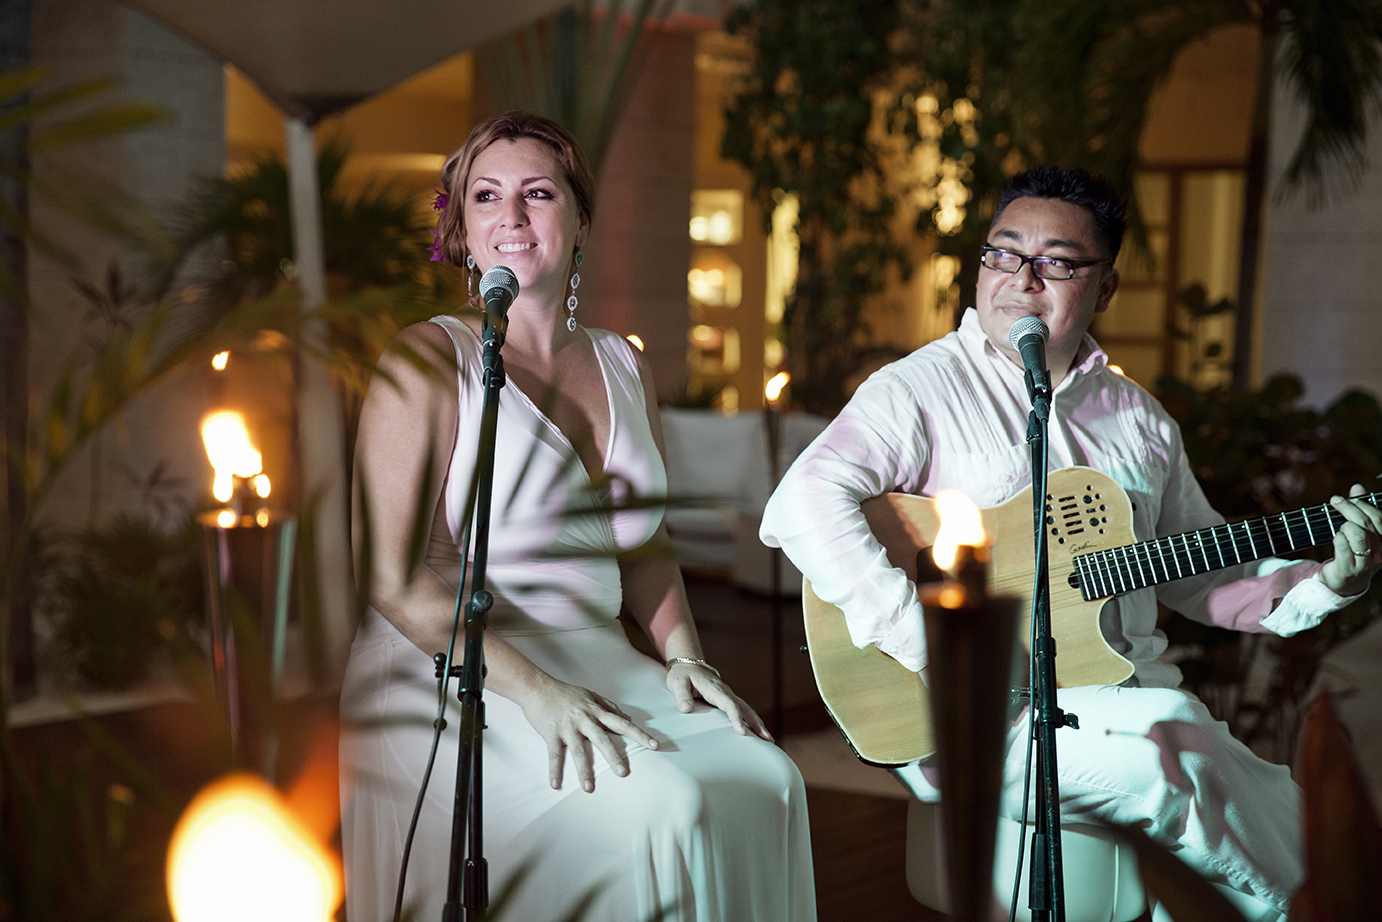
[761,165,1382,920]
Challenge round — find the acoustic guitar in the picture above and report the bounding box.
[802,465,1380,766]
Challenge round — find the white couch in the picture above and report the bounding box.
[658,407,828,593]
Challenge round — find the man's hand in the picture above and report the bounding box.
[1319,484,1382,597]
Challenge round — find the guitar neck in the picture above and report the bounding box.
[1071,490,1382,601]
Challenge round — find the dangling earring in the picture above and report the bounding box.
[466,253,476,301]
[566,250,583,332]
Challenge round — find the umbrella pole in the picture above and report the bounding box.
[286,114,356,682]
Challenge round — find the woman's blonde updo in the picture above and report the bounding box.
[434,111,597,269]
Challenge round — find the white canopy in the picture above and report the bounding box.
[124,0,575,117]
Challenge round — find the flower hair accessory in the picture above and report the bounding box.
[427,189,449,262]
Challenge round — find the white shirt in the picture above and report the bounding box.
[760,310,1351,686]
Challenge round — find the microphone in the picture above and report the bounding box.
[479,265,518,346]
[479,265,519,321]
[1008,315,1049,378]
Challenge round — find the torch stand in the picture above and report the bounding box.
[920,555,1021,922]
[197,509,297,780]
[763,402,784,739]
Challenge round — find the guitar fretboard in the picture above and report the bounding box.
[1070,491,1382,601]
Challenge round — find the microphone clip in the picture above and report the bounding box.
[481,311,508,350]
[1025,369,1052,432]
[1025,368,1052,401]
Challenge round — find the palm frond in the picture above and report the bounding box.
[1015,0,1244,185]
[27,101,170,150]
[1275,0,1382,205]
[477,0,671,173]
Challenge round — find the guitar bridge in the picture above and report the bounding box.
[1045,482,1111,545]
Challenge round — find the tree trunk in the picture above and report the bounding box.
[1,0,35,704]
[1233,13,1279,392]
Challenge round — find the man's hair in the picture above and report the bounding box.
[993,166,1127,261]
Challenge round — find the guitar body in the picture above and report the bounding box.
[803,466,1138,765]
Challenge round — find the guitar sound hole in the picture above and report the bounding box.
[1050,492,1089,537]
[1049,487,1112,536]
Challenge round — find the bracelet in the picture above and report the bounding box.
[665,656,721,679]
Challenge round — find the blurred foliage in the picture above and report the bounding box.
[721,0,1044,414]
[667,380,726,410]
[724,0,1382,404]
[1173,282,1236,388]
[158,134,443,307]
[48,512,203,690]
[897,0,1033,321]
[1,759,146,921]
[1,68,446,921]
[1008,0,1382,390]
[722,0,910,414]
[1160,373,1382,530]
[155,135,450,481]
[0,66,171,300]
[1014,0,1382,217]
[3,64,172,714]
[1157,373,1382,759]
[477,0,668,175]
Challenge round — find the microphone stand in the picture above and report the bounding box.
[439,310,508,922]
[1022,367,1076,922]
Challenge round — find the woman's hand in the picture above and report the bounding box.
[666,662,774,742]
[1320,484,1382,597]
[519,676,659,793]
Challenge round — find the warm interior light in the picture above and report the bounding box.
[167,773,342,922]
[1107,364,1126,377]
[255,508,270,527]
[216,509,238,528]
[201,411,263,502]
[252,474,272,498]
[626,334,645,352]
[930,490,986,574]
[764,371,790,404]
[211,351,230,371]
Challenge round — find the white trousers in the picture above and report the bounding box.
[893,684,1302,911]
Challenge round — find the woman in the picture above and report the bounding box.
[340,112,816,922]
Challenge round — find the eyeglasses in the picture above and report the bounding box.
[980,245,1111,281]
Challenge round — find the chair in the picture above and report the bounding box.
[906,799,1147,922]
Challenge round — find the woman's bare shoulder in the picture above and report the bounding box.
[365,319,465,405]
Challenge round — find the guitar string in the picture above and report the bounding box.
[1074,490,1380,600]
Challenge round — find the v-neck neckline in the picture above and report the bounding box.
[453,320,616,484]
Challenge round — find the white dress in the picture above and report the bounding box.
[341,318,816,922]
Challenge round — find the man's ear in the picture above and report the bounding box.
[1095,268,1120,314]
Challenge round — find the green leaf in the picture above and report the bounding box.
[28,101,171,149]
